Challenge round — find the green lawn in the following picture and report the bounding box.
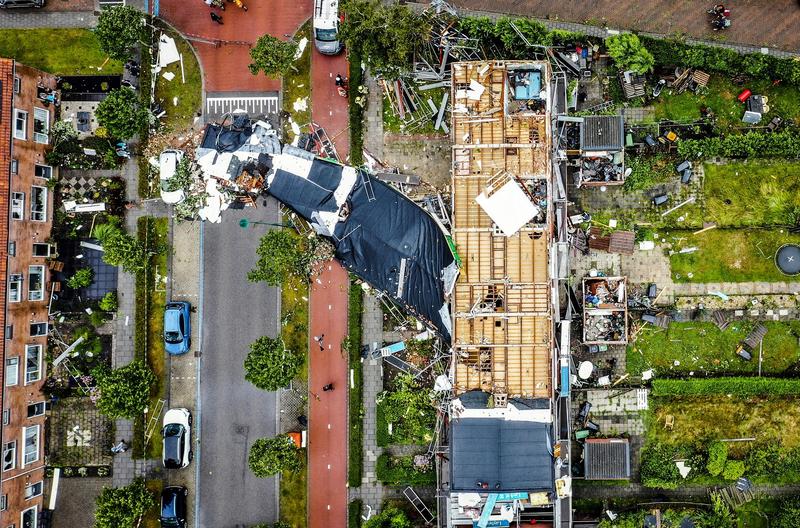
[282,21,312,141]
[280,453,308,528]
[627,321,800,375]
[668,228,800,282]
[142,479,163,528]
[153,23,203,133]
[653,74,800,131]
[703,160,800,227]
[0,29,123,75]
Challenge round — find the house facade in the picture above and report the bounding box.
[0,58,56,528]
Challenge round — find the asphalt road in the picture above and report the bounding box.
[198,199,281,528]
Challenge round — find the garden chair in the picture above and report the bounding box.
[664,414,675,430]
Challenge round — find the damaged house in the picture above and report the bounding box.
[574,115,626,186]
[583,276,628,344]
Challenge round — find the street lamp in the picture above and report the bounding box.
[238,218,293,229]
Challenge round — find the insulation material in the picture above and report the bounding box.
[475,179,539,236]
[158,35,180,68]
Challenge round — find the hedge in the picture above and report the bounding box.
[375,454,435,486]
[347,281,364,487]
[652,377,800,397]
[677,130,800,159]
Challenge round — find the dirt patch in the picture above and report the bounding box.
[382,134,452,192]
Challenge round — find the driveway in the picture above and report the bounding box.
[198,200,281,528]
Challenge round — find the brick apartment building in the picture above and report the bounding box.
[0,58,57,528]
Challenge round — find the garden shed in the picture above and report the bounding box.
[583,438,631,480]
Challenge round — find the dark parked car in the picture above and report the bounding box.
[164,301,191,355]
[0,0,44,7]
[160,486,188,528]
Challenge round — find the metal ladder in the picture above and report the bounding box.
[310,122,339,161]
[403,486,435,524]
[144,399,166,448]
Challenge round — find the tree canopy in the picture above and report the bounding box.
[94,223,153,274]
[606,33,654,75]
[95,5,146,61]
[364,506,413,528]
[248,435,302,477]
[339,0,426,76]
[94,478,155,528]
[248,229,310,286]
[92,361,156,419]
[95,87,149,140]
[248,34,298,78]
[244,336,303,391]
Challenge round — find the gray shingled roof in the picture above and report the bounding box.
[580,115,625,151]
[583,438,631,480]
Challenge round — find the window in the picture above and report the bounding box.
[11,192,24,220]
[9,274,22,303]
[27,402,45,418]
[33,165,51,179]
[22,426,39,466]
[0,494,6,511]
[32,243,50,257]
[33,107,49,144]
[2,441,15,471]
[24,483,42,501]
[5,357,18,386]
[29,322,47,337]
[5,326,13,340]
[9,241,15,256]
[30,186,46,222]
[13,110,27,140]
[28,266,44,302]
[13,77,20,93]
[2,410,9,425]
[21,506,36,528]
[25,345,42,384]
[10,159,18,174]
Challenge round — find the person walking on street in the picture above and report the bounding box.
[314,334,325,351]
[322,383,334,392]
[210,11,223,24]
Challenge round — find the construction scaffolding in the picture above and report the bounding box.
[450,61,553,400]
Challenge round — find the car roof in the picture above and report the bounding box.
[164,308,182,330]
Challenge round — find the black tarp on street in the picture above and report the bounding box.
[266,156,454,342]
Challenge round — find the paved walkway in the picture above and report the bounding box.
[420,0,800,55]
[311,48,351,159]
[307,262,350,528]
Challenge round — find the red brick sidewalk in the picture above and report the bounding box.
[307,262,349,528]
[442,0,800,52]
[310,49,351,159]
[158,0,311,92]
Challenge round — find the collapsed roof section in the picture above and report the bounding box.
[265,150,457,342]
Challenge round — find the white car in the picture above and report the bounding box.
[158,149,186,205]
[162,408,192,469]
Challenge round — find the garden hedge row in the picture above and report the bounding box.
[652,377,800,397]
[677,129,800,159]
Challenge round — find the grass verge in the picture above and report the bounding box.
[153,21,203,133]
[347,281,364,487]
[133,217,169,459]
[142,479,163,528]
[627,321,800,376]
[348,46,364,165]
[282,21,312,142]
[668,228,800,283]
[0,29,124,75]
[280,452,308,528]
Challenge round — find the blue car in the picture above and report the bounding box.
[164,301,191,355]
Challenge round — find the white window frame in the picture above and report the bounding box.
[13,110,27,141]
[5,357,19,386]
[28,266,44,302]
[33,107,49,144]
[32,244,50,258]
[24,482,42,500]
[33,164,52,180]
[29,322,47,337]
[30,186,47,222]
[22,426,40,466]
[24,345,42,385]
[26,402,45,418]
[9,274,22,303]
[21,506,37,528]
[2,441,15,472]
[11,192,24,220]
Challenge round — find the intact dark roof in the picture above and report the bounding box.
[581,115,624,151]
[451,418,554,492]
[583,438,630,480]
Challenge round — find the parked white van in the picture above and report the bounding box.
[313,0,343,55]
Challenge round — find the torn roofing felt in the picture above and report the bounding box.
[266,151,456,342]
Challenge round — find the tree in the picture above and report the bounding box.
[364,506,412,528]
[340,0,427,76]
[244,336,303,391]
[95,224,152,273]
[95,87,149,140]
[248,34,298,78]
[248,435,302,477]
[95,5,146,60]
[92,361,156,418]
[248,229,309,286]
[606,33,654,74]
[94,478,155,528]
[706,441,728,477]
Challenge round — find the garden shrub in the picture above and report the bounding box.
[722,460,745,481]
[99,291,118,312]
[652,377,800,397]
[606,33,654,74]
[375,454,435,486]
[639,444,683,489]
[677,130,800,160]
[376,374,436,446]
[364,506,412,528]
[67,267,95,289]
[774,498,800,528]
[706,441,728,476]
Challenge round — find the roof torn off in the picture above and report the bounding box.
[266,150,457,342]
[158,34,180,68]
[475,175,540,236]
